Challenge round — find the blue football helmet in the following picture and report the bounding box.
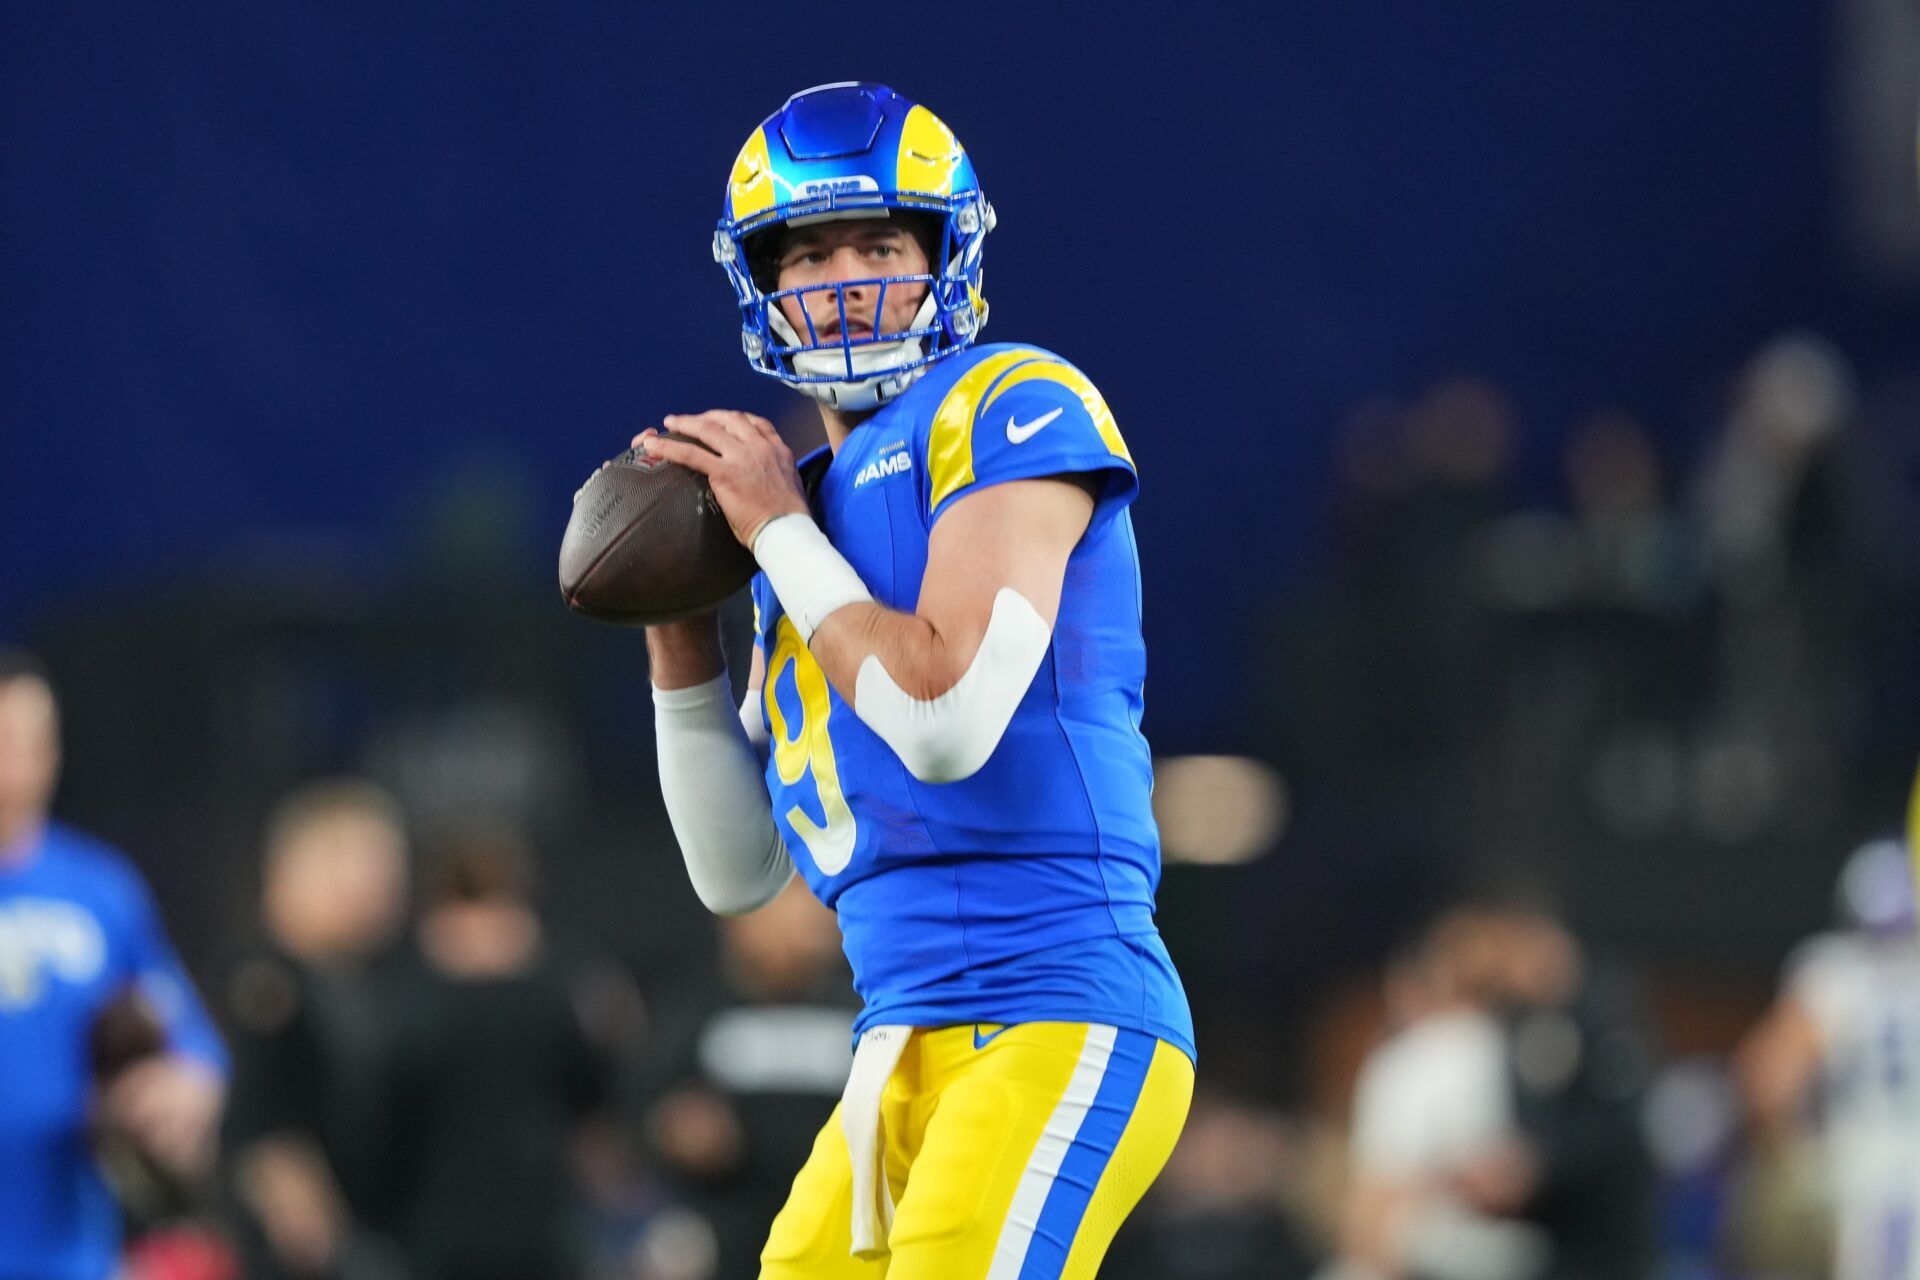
[714,83,995,411]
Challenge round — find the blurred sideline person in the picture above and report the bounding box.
[1466,899,1655,1280]
[639,84,1193,1275]
[1337,896,1654,1280]
[1738,836,1920,1280]
[1336,919,1549,1280]
[644,880,857,1280]
[0,648,228,1280]
[221,781,410,1280]
[382,828,634,1280]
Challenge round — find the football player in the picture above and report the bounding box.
[638,83,1195,1277]
[0,649,228,1279]
[1737,832,1920,1280]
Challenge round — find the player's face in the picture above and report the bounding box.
[774,219,931,344]
[0,678,59,842]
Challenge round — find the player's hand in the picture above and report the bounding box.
[634,411,809,549]
[1448,1140,1540,1214]
[98,1055,225,1179]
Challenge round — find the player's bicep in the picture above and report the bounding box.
[917,475,1098,653]
[841,477,1093,785]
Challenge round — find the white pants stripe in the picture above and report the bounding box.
[984,1023,1119,1280]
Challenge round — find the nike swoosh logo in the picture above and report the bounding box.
[1006,407,1063,444]
[972,1023,1012,1050]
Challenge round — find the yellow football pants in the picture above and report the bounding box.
[759,1021,1193,1279]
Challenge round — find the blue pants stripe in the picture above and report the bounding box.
[1016,1027,1156,1279]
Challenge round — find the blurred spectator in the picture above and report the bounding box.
[221,780,411,1280]
[382,826,637,1280]
[1686,333,1860,847]
[1364,377,1518,767]
[1735,836,1920,1280]
[641,880,856,1280]
[1335,917,1549,1280]
[1464,896,1657,1280]
[1335,892,1656,1280]
[0,648,228,1280]
[1695,331,1856,604]
[1560,410,1698,615]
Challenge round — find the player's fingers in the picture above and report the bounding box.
[629,427,659,449]
[705,412,786,462]
[660,413,736,454]
[640,435,717,474]
[715,410,773,440]
[686,410,762,445]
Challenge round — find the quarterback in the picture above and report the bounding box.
[641,83,1194,1278]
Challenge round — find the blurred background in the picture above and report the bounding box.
[4,2,1920,1278]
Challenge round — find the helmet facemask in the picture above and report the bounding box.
[715,194,993,412]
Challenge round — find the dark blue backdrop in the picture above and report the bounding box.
[1,2,1903,741]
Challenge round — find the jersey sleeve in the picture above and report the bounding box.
[920,349,1138,534]
[114,866,228,1075]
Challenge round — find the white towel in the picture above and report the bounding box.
[841,1024,911,1258]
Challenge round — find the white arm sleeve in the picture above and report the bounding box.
[652,674,792,915]
[852,588,1052,784]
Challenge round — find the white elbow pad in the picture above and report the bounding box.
[853,588,1052,784]
[652,675,792,914]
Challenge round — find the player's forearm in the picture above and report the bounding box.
[752,514,1052,783]
[645,615,725,690]
[651,675,792,914]
[809,601,962,704]
[813,590,1051,785]
[752,515,978,701]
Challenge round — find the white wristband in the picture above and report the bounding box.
[752,514,873,644]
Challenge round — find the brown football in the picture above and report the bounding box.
[558,437,758,625]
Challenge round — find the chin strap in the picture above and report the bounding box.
[765,293,945,410]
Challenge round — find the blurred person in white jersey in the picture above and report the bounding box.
[1335,912,1550,1280]
[1739,817,1920,1280]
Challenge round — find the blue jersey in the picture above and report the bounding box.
[749,343,1194,1060]
[0,820,227,1280]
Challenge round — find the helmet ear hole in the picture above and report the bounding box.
[890,210,943,269]
[744,227,785,294]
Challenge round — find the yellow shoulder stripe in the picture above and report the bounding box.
[927,348,1048,509]
[981,361,1133,468]
[926,351,1135,511]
